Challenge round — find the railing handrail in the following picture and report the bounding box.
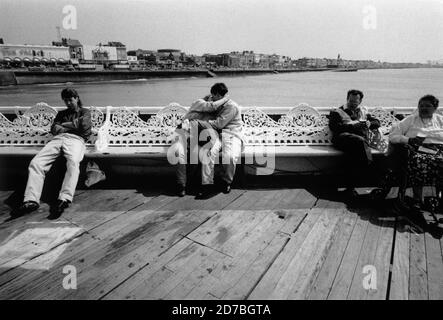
[0,105,417,115]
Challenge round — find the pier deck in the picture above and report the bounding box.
[0,184,442,300]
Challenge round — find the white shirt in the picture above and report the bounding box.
[389,112,443,144]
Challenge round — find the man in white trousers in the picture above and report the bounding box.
[17,88,92,219]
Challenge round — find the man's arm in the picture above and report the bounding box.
[366,114,381,130]
[189,96,229,113]
[389,116,413,144]
[328,110,361,134]
[51,112,70,136]
[207,105,237,130]
[78,110,92,140]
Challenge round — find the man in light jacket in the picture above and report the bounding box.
[190,83,244,199]
[171,84,230,196]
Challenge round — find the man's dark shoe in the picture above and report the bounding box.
[16,201,39,216]
[405,208,428,233]
[196,185,218,200]
[341,188,359,199]
[220,182,231,194]
[48,199,70,220]
[369,187,390,200]
[176,185,186,197]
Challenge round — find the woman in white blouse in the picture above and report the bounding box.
[389,94,443,209]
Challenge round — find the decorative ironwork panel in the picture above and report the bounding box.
[277,103,331,145]
[106,104,187,146]
[242,107,279,145]
[0,103,57,145]
[366,106,399,135]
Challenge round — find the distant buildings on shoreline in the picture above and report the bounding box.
[0,37,437,71]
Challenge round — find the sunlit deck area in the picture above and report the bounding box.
[0,179,442,301]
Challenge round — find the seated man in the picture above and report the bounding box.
[17,88,92,218]
[328,89,380,198]
[172,89,230,196]
[190,83,244,199]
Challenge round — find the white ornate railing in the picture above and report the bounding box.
[0,103,423,151]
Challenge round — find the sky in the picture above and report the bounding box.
[1,0,443,62]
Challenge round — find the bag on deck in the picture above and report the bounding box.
[85,161,106,187]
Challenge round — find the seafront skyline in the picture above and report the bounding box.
[1,0,443,63]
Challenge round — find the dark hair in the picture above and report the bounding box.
[210,83,228,96]
[347,89,364,100]
[61,88,82,107]
[418,94,439,109]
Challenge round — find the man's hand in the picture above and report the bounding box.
[182,119,190,131]
[203,94,212,102]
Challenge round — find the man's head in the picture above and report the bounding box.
[61,88,82,110]
[346,89,364,109]
[418,94,439,119]
[210,83,228,101]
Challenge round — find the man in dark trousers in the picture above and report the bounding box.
[329,89,381,198]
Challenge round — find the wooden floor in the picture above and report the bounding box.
[0,186,442,300]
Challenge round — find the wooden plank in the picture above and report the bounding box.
[0,189,85,228]
[186,189,318,300]
[103,238,218,300]
[101,208,232,300]
[25,211,208,299]
[272,188,318,210]
[0,232,100,299]
[160,188,246,212]
[0,192,214,300]
[221,214,306,300]
[409,232,428,300]
[346,211,383,300]
[223,189,290,210]
[247,209,322,299]
[327,209,371,299]
[61,189,169,232]
[92,190,247,299]
[367,217,395,300]
[0,190,166,284]
[59,210,216,299]
[269,208,343,299]
[388,220,410,300]
[148,243,227,300]
[283,199,349,300]
[308,209,358,300]
[424,232,443,300]
[0,220,84,270]
[0,191,177,277]
[0,194,88,273]
[185,210,265,255]
[172,210,303,300]
[138,209,273,299]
